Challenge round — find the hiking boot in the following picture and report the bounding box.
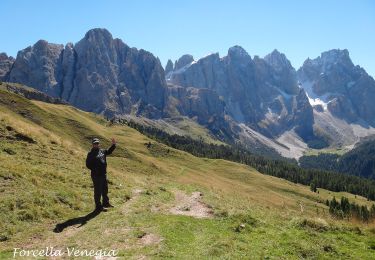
[95,206,107,212]
[103,203,114,208]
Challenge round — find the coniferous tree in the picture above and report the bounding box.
[327,196,374,222]
[310,182,317,192]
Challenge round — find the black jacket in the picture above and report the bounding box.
[86,144,116,176]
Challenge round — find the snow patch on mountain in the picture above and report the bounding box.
[299,81,330,110]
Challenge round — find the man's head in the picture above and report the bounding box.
[92,138,100,149]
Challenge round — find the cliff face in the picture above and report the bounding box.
[5,28,235,137]
[8,28,167,118]
[9,40,64,97]
[6,28,375,158]
[167,47,314,139]
[298,49,375,125]
[164,83,234,140]
[0,53,15,81]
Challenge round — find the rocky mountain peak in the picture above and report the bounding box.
[8,40,64,96]
[199,52,220,61]
[320,49,350,63]
[0,52,14,61]
[298,49,375,126]
[6,28,167,118]
[65,42,74,49]
[83,28,113,42]
[227,45,251,60]
[31,40,64,56]
[167,45,313,140]
[165,59,174,74]
[34,39,50,48]
[263,49,299,95]
[264,49,293,70]
[76,28,117,53]
[298,49,357,92]
[0,53,15,81]
[174,54,194,70]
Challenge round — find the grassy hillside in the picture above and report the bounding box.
[121,115,226,146]
[1,85,375,259]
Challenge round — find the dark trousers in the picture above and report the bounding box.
[91,174,109,208]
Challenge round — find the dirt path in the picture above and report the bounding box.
[122,188,143,214]
[169,190,213,218]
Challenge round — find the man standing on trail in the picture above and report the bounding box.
[86,137,116,212]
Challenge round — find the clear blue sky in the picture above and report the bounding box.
[1,0,374,76]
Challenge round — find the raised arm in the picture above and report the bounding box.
[105,138,117,155]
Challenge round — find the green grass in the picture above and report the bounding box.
[303,147,349,156]
[0,86,375,259]
[138,115,226,146]
[163,116,226,145]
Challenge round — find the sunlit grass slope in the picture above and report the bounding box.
[0,85,374,259]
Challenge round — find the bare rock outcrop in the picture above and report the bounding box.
[8,28,167,118]
[167,46,314,140]
[298,49,375,125]
[0,53,15,81]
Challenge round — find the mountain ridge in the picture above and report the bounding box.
[2,28,375,159]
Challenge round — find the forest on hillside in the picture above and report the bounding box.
[300,139,375,180]
[114,118,375,201]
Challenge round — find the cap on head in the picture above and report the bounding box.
[92,138,100,144]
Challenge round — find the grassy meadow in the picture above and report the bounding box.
[0,85,375,259]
